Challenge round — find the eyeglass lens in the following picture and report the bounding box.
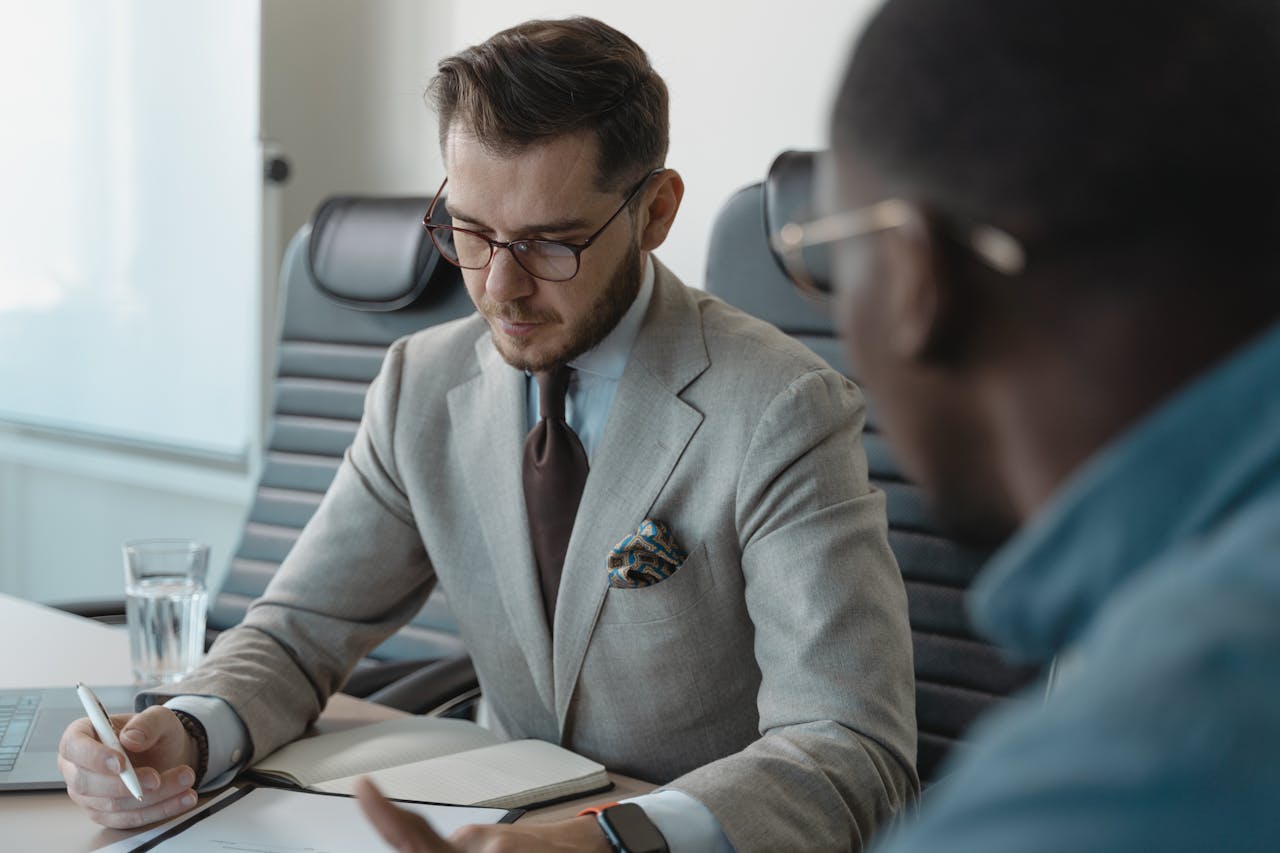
[764,152,836,297]
[431,228,581,282]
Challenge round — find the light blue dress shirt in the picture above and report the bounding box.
[874,320,1280,852]
[169,256,733,852]
[524,252,655,461]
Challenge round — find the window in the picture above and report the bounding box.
[0,1,260,458]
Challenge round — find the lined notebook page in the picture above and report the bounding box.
[315,739,607,807]
[251,716,501,788]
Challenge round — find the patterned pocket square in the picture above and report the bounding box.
[606,519,688,589]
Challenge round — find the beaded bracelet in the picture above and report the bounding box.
[171,709,209,787]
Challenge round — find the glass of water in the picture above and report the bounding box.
[122,539,210,685]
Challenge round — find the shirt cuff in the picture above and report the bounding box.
[623,790,736,853]
[164,695,251,791]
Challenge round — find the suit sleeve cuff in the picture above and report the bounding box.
[163,695,251,791]
[623,790,736,853]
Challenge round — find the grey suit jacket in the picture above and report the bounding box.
[146,260,918,851]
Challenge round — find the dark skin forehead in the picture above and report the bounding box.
[827,147,902,218]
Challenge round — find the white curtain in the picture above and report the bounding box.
[0,0,260,457]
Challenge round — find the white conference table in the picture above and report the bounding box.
[0,592,651,849]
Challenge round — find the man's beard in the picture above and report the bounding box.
[481,239,643,373]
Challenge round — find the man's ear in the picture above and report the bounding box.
[638,170,684,251]
[880,204,966,365]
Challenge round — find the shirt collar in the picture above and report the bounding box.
[971,320,1280,661]
[568,254,655,381]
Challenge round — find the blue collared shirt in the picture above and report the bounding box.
[170,255,733,852]
[524,253,655,459]
[874,321,1280,852]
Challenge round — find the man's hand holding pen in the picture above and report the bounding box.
[57,705,201,828]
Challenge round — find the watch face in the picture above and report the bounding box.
[602,803,668,853]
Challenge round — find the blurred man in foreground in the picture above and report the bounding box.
[774,0,1280,849]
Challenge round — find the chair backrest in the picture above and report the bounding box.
[212,196,476,666]
[704,152,1036,785]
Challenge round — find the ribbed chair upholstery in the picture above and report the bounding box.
[704,154,1037,785]
[213,195,479,703]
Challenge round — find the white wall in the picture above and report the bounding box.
[260,0,453,255]
[0,427,249,604]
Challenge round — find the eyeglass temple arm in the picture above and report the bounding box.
[773,199,1025,276]
[774,200,912,250]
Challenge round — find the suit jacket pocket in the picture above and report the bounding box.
[597,542,713,626]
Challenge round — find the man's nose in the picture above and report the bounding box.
[485,247,536,303]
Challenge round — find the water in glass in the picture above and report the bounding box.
[126,576,208,684]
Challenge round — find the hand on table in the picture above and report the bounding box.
[354,777,611,853]
[57,705,201,828]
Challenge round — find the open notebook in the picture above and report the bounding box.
[249,716,612,809]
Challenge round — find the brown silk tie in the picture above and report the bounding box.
[522,367,589,629]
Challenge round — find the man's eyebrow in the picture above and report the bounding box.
[444,204,594,235]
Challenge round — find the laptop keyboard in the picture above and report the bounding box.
[0,694,40,771]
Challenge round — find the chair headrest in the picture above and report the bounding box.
[307,196,452,312]
[704,149,832,335]
[763,149,832,293]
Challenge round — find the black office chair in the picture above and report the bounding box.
[221,194,483,714]
[63,195,481,716]
[704,150,1037,785]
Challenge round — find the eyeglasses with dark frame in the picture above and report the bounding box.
[423,168,665,283]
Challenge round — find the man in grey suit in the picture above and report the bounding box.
[58,17,916,851]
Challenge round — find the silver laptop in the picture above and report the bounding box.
[0,685,136,790]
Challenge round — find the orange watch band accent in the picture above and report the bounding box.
[577,801,622,817]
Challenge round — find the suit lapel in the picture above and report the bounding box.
[552,259,710,731]
[446,334,554,711]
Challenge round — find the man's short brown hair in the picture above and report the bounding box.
[427,16,669,191]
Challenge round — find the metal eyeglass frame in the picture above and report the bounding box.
[772,199,1026,299]
[423,168,665,282]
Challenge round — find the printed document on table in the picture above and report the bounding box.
[95,786,516,852]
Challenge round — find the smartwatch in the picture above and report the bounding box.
[578,802,669,853]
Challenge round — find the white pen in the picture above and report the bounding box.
[75,682,144,802]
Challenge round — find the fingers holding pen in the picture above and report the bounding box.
[59,710,200,829]
[62,759,199,828]
[82,786,200,830]
[62,753,193,803]
[59,714,127,778]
